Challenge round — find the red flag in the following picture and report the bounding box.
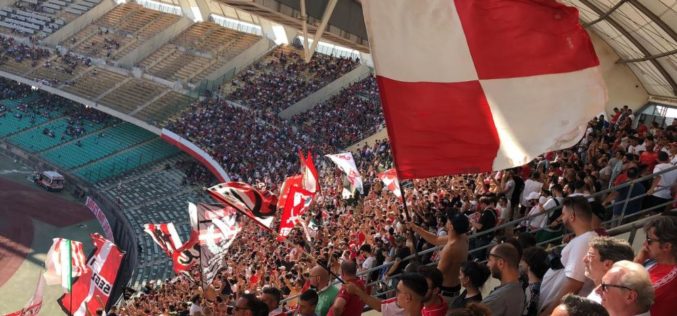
[299,151,320,194]
[363,0,606,178]
[277,175,302,211]
[207,182,277,230]
[172,231,199,273]
[3,275,45,316]
[58,234,124,316]
[377,169,402,198]
[278,186,314,240]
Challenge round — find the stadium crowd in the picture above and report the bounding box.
[225,47,359,114]
[0,35,50,65]
[126,104,677,316]
[291,77,384,148]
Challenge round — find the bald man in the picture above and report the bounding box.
[308,265,338,316]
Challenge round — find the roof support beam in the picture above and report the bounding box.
[618,49,677,63]
[580,0,677,95]
[627,0,677,42]
[584,0,629,27]
[305,0,338,63]
[300,0,310,62]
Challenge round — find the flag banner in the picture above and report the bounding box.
[172,231,200,274]
[161,129,230,182]
[362,0,606,179]
[278,186,314,240]
[378,169,402,197]
[58,234,124,316]
[325,153,364,196]
[143,223,183,257]
[299,151,320,194]
[85,197,114,242]
[44,238,88,291]
[3,275,46,316]
[277,175,303,211]
[193,203,241,288]
[207,182,277,230]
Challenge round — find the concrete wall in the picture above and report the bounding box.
[117,17,193,69]
[589,31,649,114]
[279,64,371,119]
[43,0,117,47]
[203,37,275,81]
[0,70,161,134]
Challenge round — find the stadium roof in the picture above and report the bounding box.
[221,0,677,98]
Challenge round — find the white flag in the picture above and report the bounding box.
[325,152,364,197]
[44,238,88,292]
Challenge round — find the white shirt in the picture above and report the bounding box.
[189,303,203,316]
[539,231,598,310]
[362,256,376,271]
[586,288,601,303]
[521,179,544,207]
[652,162,677,199]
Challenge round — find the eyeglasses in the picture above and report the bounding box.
[600,283,633,292]
[488,253,504,261]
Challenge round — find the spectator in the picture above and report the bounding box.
[394,273,429,316]
[584,237,635,303]
[328,261,364,316]
[605,167,645,226]
[646,151,677,211]
[633,216,677,316]
[482,243,526,316]
[298,290,319,316]
[236,293,270,316]
[520,246,550,316]
[539,197,598,315]
[308,265,339,316]
[596,260,654,316]
[409,209,469,300]
[260,287,285,316]
[471,196,498,260]
[550,294,609,316]
[417,266,447,316]
[451,261,490,309]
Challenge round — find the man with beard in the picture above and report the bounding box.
[482,243,525,316]
[539,197,598,316]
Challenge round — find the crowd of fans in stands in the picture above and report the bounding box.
[126,102,677,316]
[0,35,50,66]
[291,77,384,148]
[225,47,359,114]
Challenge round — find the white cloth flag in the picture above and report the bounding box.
[325,153,364,197]
[44,238,88,292]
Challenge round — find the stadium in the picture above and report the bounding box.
[0,0,675,315]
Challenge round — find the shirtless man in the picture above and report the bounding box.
[409,209,470,302]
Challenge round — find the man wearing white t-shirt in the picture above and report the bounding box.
[538,197,598,316]
[647,151,677,211]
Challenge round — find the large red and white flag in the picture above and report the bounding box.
[325,153,364,197]
[143,223,183,257]
[278,186,314,240]
[277,175,303,211]
[58,234,124,316]
[44,238,88,291]
[207,182,278,229]
[378,169,402,198]
[362,0,606,179]
[3,275,46,316]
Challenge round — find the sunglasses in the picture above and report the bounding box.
[600,283,633,293]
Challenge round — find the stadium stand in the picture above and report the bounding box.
[132,90,193,125]
[62,67,128,100]
[138,21,260,83]
[98,78,165,114]
[223,45,359,113]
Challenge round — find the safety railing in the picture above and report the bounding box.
[281,164,677,304]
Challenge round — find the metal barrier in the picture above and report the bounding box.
[281,164,677,304]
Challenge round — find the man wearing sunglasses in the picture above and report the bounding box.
[634,216,677,316]
[596,260,654,316]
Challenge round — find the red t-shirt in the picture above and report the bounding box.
[421,295,448,316]
[327,279,365,316]
[639,151,658,171]
[648,263,677,316]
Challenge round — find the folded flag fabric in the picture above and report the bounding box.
[362,0,606,179]
[44,238,88,292]
[208,182,278,229]
[143,223,183,257]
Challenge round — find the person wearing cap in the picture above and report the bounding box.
[408,209,469,301]
[523,191,546,231]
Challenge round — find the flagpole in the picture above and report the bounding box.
[393,173,420,265]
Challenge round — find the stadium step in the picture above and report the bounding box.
[69,137,159,172]
[94,76,132,102]
[0,112,67,139]
[129,89,169,115]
